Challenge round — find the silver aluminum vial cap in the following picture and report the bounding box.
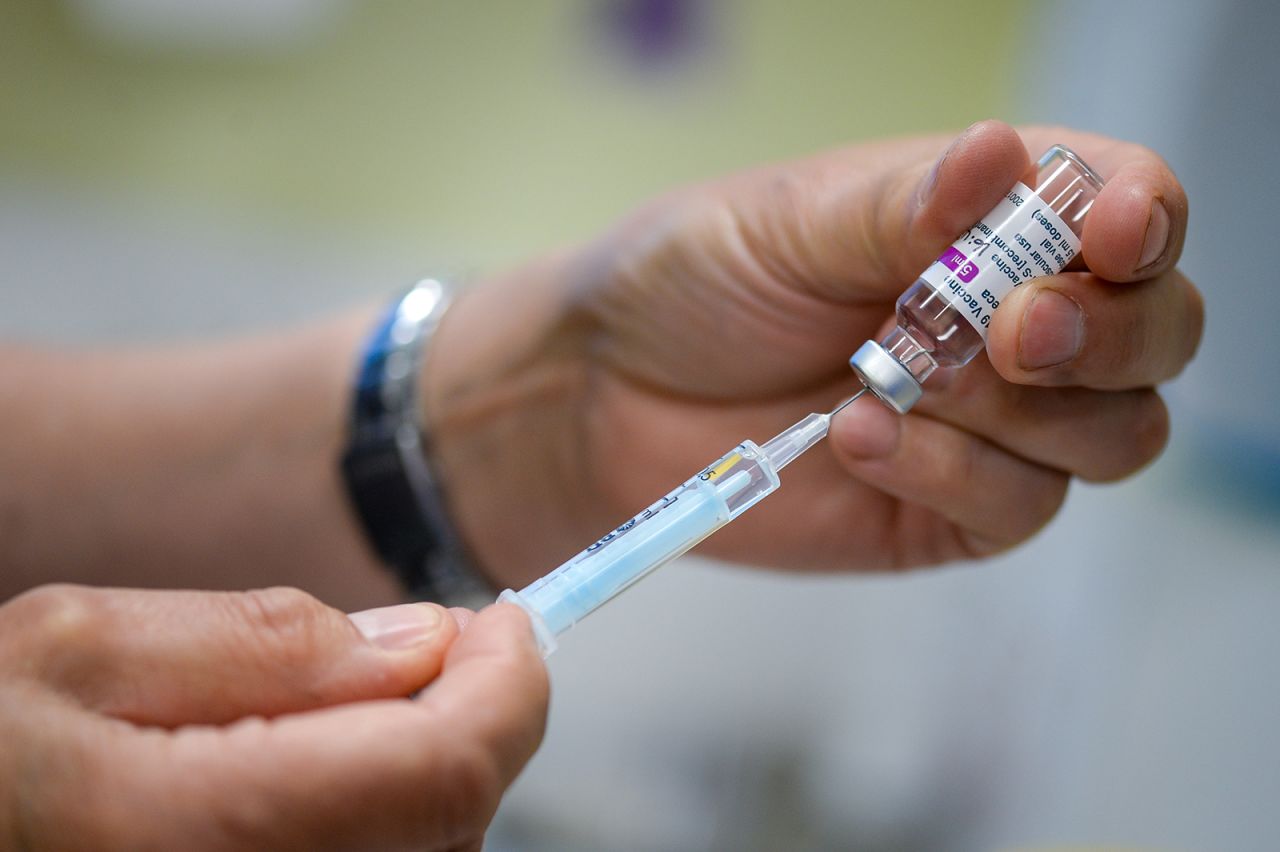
[848,340,923,415]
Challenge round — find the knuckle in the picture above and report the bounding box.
[1011,471,1070,544]
[490,654,551,757]
[190,722,302,850]
[224,587,333,668]
[452,745,505,814]
[1144,273,1204,384]
[726,172,815,287]
[1036,472,1072,529]
[235,586,322,630]
[527,661,551,732]
[1179,278,1206,369]
[965,470,1070,558]
[3,584,104,655]
[1132,392,1172,469]
[422,742,506,847]
[1082,284,1144,384]
[1076,391,1170,483]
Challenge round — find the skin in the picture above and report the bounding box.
[426,121,1201,577]
[0,121,1202,848]
[0,587,547,852]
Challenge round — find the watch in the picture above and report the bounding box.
[340,278,493,607]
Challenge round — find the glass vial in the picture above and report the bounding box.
[850,145,1105,413]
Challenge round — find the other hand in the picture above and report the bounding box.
[0,585,547,851]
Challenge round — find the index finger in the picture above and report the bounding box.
[143,605,549,850]
[1018,127,1189,282]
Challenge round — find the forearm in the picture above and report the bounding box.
[0,312,402,608]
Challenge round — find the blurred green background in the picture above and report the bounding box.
[2,0,1024,266]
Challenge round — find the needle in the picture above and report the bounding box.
[828,385,868,417]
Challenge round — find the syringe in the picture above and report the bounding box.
[500,144,1106,656]
[499,390,865,655]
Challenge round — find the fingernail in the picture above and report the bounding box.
[1019,289,1084,370]
[349,603,443,651]
[1138,199,1169,270]
[834,396,901,460]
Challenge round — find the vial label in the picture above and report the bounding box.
[919,181,1082,338]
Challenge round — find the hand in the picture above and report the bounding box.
[0,585,547,851]
[428,120,1202,580]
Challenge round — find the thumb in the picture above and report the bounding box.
[734,119,1031,303]
[890,119,1033,288]
[5,584,459,726]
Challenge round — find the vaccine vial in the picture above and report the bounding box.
[850,145,1105,413]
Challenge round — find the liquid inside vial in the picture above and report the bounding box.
[893,279,984,377]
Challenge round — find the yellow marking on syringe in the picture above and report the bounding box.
[707,452,743,480]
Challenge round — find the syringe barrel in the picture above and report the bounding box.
[500,441,780,656]
[851,145,1105,413]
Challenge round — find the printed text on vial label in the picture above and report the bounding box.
[920,181,1082,339]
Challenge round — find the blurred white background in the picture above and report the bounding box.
[2,1,1277,850]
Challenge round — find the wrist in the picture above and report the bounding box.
[422,248,597,589]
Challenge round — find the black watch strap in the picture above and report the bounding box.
[340,280,491,606]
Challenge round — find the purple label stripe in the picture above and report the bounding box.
[937,246,978,283]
